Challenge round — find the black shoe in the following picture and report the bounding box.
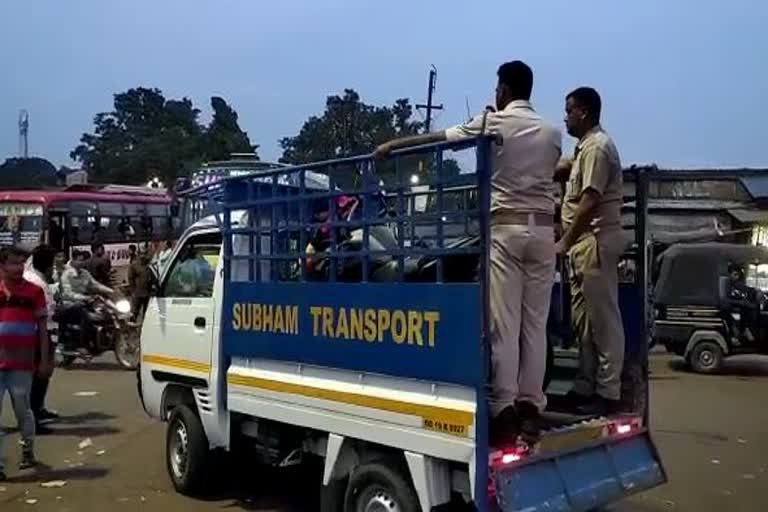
[490,406,520,447]
[564,390,592,408]
[0,470,6,481]
[576,396,622,417]
[515,401,541,444]
[19,450,37,471]
[38,409,60,422]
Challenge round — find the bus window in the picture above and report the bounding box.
[98,202,125,243]
[0,203,44,247]
[69,201,98,245]
[147,204,169,239]
[123,203,146,240]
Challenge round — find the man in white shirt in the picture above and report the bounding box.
[374,61,561,445]
[23,245,60,431]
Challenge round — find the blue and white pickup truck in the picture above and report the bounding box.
[138,136,665,511]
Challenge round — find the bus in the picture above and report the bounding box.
[0,185,175,281]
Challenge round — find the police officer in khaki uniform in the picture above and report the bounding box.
[375,61,561,445]
[556,87,628,416]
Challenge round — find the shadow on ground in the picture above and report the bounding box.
[196,464,320,512]
[8,464,110,484]
[667,356,768,378]
[56,361,129,372]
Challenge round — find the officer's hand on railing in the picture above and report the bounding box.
[373,142,393,161]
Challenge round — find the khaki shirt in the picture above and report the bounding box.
[561,125,622,233]
[445,100,561,215]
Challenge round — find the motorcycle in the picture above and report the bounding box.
[54,296,141,370]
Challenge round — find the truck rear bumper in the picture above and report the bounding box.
[492,430,666,512]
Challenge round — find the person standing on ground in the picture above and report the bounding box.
[556,87,628,416]
[24,245,60,434]
[88,243,112,287]
[128,244,138,265]
[374,61,561,445]
[128,249,152,323]
[156,240,174,272]
[0,246,53,480]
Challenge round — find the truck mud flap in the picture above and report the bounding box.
[492,431,666,512]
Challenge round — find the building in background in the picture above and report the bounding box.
[622,168,768,247]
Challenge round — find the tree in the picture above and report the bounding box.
[280,89,423,165]
[202,96,256,162]
[0,157,58,188]
[71,88,254,186]
[279,89,463,185]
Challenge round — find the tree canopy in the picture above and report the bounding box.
[71,88,255,185]
[279,89,461,185]
[279,90,424,165]
[0,157,58,188]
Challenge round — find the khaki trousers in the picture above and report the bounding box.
[489,223,555,416]
[568,229,629,401]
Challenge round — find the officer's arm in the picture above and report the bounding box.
[560,190,601,248]
[554,157,573,183]
[559,147,610,249]
[374,111,490,159]
[374,132,447,159]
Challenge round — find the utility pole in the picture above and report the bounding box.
[19,109,29,158]
[416,65,443,133]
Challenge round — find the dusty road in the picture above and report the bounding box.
[2,353,768,511]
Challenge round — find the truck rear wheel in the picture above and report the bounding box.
[166,405,211,495]
[344,461,421,512]
[688,340,724,374]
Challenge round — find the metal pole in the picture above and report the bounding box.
[417,66,443,134]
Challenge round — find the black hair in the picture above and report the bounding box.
[0,245,29,263]
[72,249,90,260]
[567,87,602,123]
[497,61,533,101]
[91,242,104,252]
[129,244,137,252]
[31,244,56,273]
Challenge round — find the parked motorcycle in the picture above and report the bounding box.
[54,296,141,370]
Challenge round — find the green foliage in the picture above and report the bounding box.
[0,157,58,188]
[280,89,463,186]
[71,88,254,186]
[279,89,423,164]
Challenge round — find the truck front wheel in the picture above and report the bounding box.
[344,461,421,512]
[166,405,211,495]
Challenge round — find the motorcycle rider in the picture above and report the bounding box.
[88,243,112,287]
[57,250,115,352]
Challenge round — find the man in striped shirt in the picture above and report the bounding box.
[0,246,53,480]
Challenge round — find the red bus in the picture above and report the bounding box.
[0,185,176,277]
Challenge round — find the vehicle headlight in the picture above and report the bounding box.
[116,299,131,314]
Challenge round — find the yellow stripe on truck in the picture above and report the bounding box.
[227,373,474,438]
[142,354,211,373]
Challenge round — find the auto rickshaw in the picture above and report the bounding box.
[653,242,768,373]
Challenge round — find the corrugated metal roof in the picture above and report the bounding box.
[740,176,768,199]
[728,208,768,223]
[624,199,747,211]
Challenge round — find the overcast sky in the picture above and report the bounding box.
[1,0,766,169]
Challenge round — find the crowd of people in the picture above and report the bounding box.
[0,240,171,480]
